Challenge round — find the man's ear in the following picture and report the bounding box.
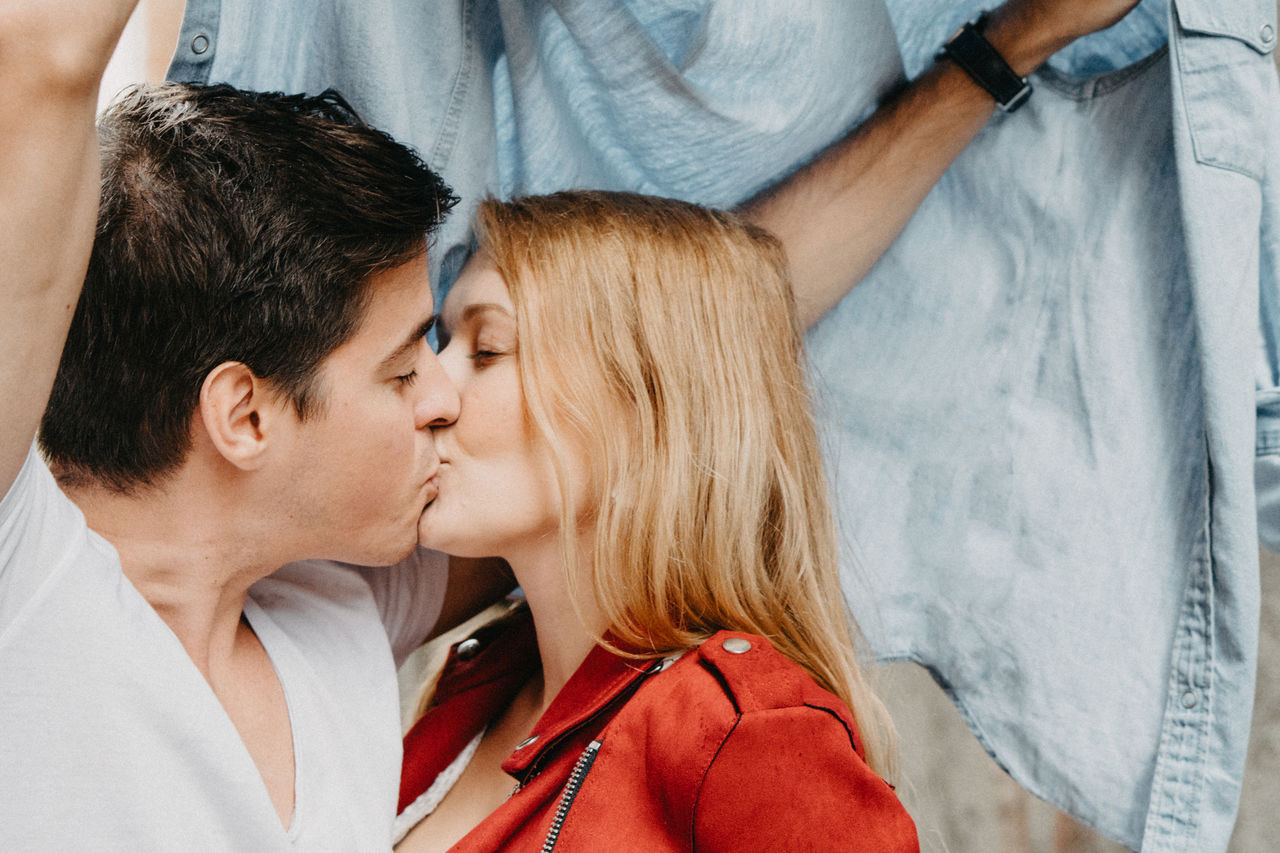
[198,362,289,471]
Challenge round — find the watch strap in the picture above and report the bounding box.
[939,14,1032,112]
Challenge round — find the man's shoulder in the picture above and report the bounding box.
[0,443,112,634]
[255,558,373,598]
[249,559,386,638]
[246,560,397,678]
[0,443,66,531]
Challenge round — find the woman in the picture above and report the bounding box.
[395,191,917,851]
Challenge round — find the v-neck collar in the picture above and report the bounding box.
[101,533,303,840]
[240,594,303,838]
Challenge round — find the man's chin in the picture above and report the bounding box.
[359,523,424,568]
[416,512,457,556]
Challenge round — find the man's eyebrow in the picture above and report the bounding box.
[379,314,437,370]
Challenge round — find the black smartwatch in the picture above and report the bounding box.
[939,13,1032,113]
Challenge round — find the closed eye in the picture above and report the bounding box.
[395,370,419,386]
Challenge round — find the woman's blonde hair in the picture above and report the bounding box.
[473,190,896,776]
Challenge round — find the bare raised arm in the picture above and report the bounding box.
[741,0,1141,328]
[0,0,139,493]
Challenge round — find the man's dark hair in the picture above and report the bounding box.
[38,83,457,493]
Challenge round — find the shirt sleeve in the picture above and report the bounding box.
[1255,396,1280,554]
[0,443,36,531]
[355,547,449,667]
[0,444,80,629]
[693,705,919,853]
[0,444,39,604]
[1255,83,1280,555]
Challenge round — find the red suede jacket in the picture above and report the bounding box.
[400,608,918,852]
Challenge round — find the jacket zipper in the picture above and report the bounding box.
[540,739,602,852]
[518,654,681,790]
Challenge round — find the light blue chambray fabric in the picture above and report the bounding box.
[167,2,1278,850]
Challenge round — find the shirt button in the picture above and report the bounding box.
[1262,23,1275,44]
[456,637,482,661]
[191,34,210,55]
[516,735,539,749]
[722,637,752,654]
[1180,690,1198,709]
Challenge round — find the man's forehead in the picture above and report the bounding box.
[335,253,435,358]
[377,314,437,371]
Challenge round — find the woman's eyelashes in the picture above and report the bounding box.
[395,370,419,387]
[469,348,502,367]
[438,310,515,367]
[468,325,516,368]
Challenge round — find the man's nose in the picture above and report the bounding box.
[415,353,460,428]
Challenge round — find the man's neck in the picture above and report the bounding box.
[63,473,284,678]
[59,460,300,828]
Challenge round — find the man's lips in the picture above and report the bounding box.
[421,465,441,505]
[420,453,451,503]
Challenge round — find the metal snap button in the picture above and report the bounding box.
[191,34,210,55]
[722,637,752,654]
[456,637,482,660]
[1180,690,1198,709]
[1262,23,1275,44]
[516,735,539,749]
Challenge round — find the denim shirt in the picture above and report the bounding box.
[169,2,1278,850]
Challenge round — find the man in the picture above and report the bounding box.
[1,0,1141,848]
[1,6,472,846]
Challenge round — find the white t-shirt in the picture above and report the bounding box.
[0,445,447,851]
